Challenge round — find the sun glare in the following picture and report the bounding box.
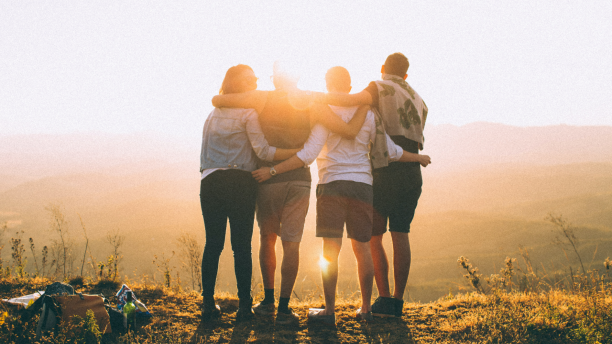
[318,255,330,272]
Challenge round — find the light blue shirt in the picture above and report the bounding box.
[200,107,276,173]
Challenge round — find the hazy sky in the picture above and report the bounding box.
[2,1,611,140]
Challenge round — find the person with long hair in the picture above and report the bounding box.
[199,64,300,322]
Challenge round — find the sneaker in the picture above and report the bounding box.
[355,308,373,322]
[394,299,404,318]
[236,307,255,322]
[236,298,254,322]
[253,302,276,316]
[201,298,221,320]
[276,307,299,325]
[371,297,396,318]
[308,308,335,326]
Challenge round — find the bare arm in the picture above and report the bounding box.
[273,148,301,161]
[313,90,373,107]
[310,104,369,139]
[252,124,328,182]
[252,156,306,183]
[385,133,431,167]
[212,90,268,113]
[398,151,431,167]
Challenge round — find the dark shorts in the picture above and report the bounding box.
[316,180,373,243]
[372,162,422,236]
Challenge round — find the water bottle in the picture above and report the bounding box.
[122,291,136,330]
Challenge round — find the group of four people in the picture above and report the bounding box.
[198,53,431,325]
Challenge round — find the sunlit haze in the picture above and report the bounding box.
[2,1,611,140]
[2,1,612,304]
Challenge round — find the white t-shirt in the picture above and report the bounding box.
[295,106,404,185]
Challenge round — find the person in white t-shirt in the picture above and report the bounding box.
[252,66,431,324]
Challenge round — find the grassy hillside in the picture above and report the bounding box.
[2,126,612,303]
[1,162,611,302]
[1,275,611,343]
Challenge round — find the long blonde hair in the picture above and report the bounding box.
[219,64,254,95]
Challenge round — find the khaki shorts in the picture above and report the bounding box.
[256,180,311,242]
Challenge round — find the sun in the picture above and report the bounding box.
[318,255,330,272]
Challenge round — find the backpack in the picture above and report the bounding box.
[35,293,111,338]
[21,282,74,322]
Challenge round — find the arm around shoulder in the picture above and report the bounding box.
[322,90,372,107]
[311,104,369,139]
[251,156,307,183]
[212,90,267,112]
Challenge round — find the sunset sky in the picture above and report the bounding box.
[2,1,611,141]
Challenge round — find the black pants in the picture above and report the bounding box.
[200,169,257,301]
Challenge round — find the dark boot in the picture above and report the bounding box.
[201,296,221,320]
[236,298,254,322]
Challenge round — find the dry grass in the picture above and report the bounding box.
[1,277,612,343]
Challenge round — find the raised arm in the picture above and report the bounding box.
[212,90,268,113]
[310,104,369,139]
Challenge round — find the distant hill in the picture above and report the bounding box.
[0,132,196,179]
[420,162,612,215]
[424,123,612,171]
[2,123,612,180]
[0,174,33,194]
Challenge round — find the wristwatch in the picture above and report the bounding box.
[269,166,277,176]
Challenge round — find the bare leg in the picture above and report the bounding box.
[259,233,278,290]
[391,232,411,300]
[320,238,342,315]
[279,240,300,298]
[351,239,374,312]
[370,234,391,297]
